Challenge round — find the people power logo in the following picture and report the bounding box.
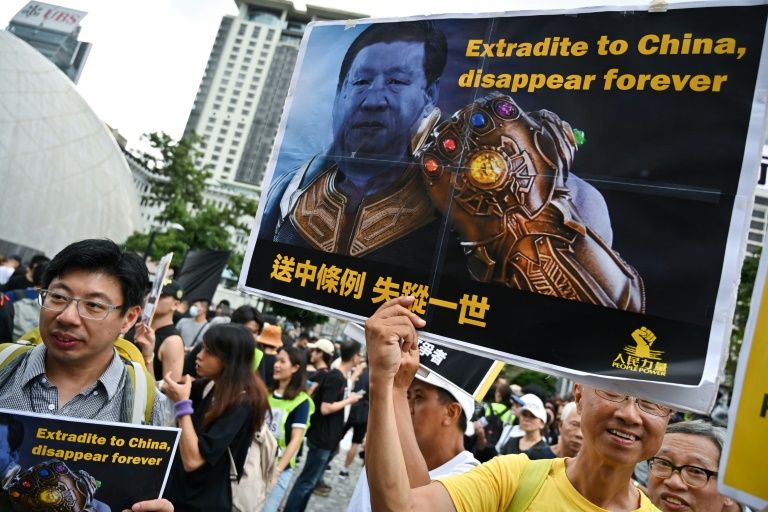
[611,327,667,377]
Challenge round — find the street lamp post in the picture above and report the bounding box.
[143,222,185,262]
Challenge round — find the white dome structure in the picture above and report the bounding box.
[0,30,142,256]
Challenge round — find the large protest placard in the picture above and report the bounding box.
[0,408,179,510]
[719,248,768,509]
[240,1,768,412]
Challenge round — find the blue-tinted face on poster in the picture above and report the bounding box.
[330,40,438,166]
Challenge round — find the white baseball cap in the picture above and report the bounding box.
[307,338,335,356]
[519,393,548,423]
[414,366,477,436]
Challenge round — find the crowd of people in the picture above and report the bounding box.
[360,296,759,512]
[0,242,760,512]
[0,241,372,511]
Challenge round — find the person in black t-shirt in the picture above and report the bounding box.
[499,393,550,457]
[340,364,369,477]
[283,339,362,511]
[256,324,284,389]
[151,281,185,382]
[163,324,270,512]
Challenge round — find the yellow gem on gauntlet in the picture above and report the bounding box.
[468,150,506,188]
[38,488,63,504]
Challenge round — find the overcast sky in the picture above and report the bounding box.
[1,0,643,150]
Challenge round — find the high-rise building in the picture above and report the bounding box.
[6,1,91,83]
[183,0,364,189]
[746,150,768,255]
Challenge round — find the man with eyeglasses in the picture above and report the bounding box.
[0,239,174,512]
[647,420,744,512]
[365,296,670,511]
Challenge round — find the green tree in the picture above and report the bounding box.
[507,369,557,396]
[264,301,329,327]
[123,132,257,274]
[725,248,762,387]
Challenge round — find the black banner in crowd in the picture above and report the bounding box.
[178,249,231,303]
[0,409,179,510]
[344,322,504,400]
[241,2,768,394]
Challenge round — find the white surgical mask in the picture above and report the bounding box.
[189,305,199,317]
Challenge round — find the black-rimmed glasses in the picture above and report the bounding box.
[38,289,123,321]
[648,457,718,487]
[594,389,672,417]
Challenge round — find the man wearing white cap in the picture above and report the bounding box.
[306,338,335,395]
[284,339,362,511]
[347,341,479,512]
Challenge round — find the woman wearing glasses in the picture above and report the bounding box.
[647,421,743,512]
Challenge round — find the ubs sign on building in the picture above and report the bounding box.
[6,1,91,83]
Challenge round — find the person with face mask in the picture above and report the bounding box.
[175,299,210,351]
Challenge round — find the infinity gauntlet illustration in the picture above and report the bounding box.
[7,459,100,512]
[417,93,645,312]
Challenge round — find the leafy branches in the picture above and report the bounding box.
[725,248,761,387]
[123,132,257,273]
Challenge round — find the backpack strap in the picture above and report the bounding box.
[228,447,239,481]
[202,380,215,399]
[114,338,148,370]
[0,341,155,425]
[506,458,554,512]
[189,322,209,348]
[124,360,155,424]
[0,341,34,371]
[19,328,42,343]
[490,404,510,419]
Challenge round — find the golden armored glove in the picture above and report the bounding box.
[417,93,645,312]
[7,459,99,512]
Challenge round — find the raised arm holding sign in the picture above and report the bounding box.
[366,296,669,512]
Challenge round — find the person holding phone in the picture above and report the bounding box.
[163,324,270,512]
[283,340,363,511]
[340,363,370,478]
